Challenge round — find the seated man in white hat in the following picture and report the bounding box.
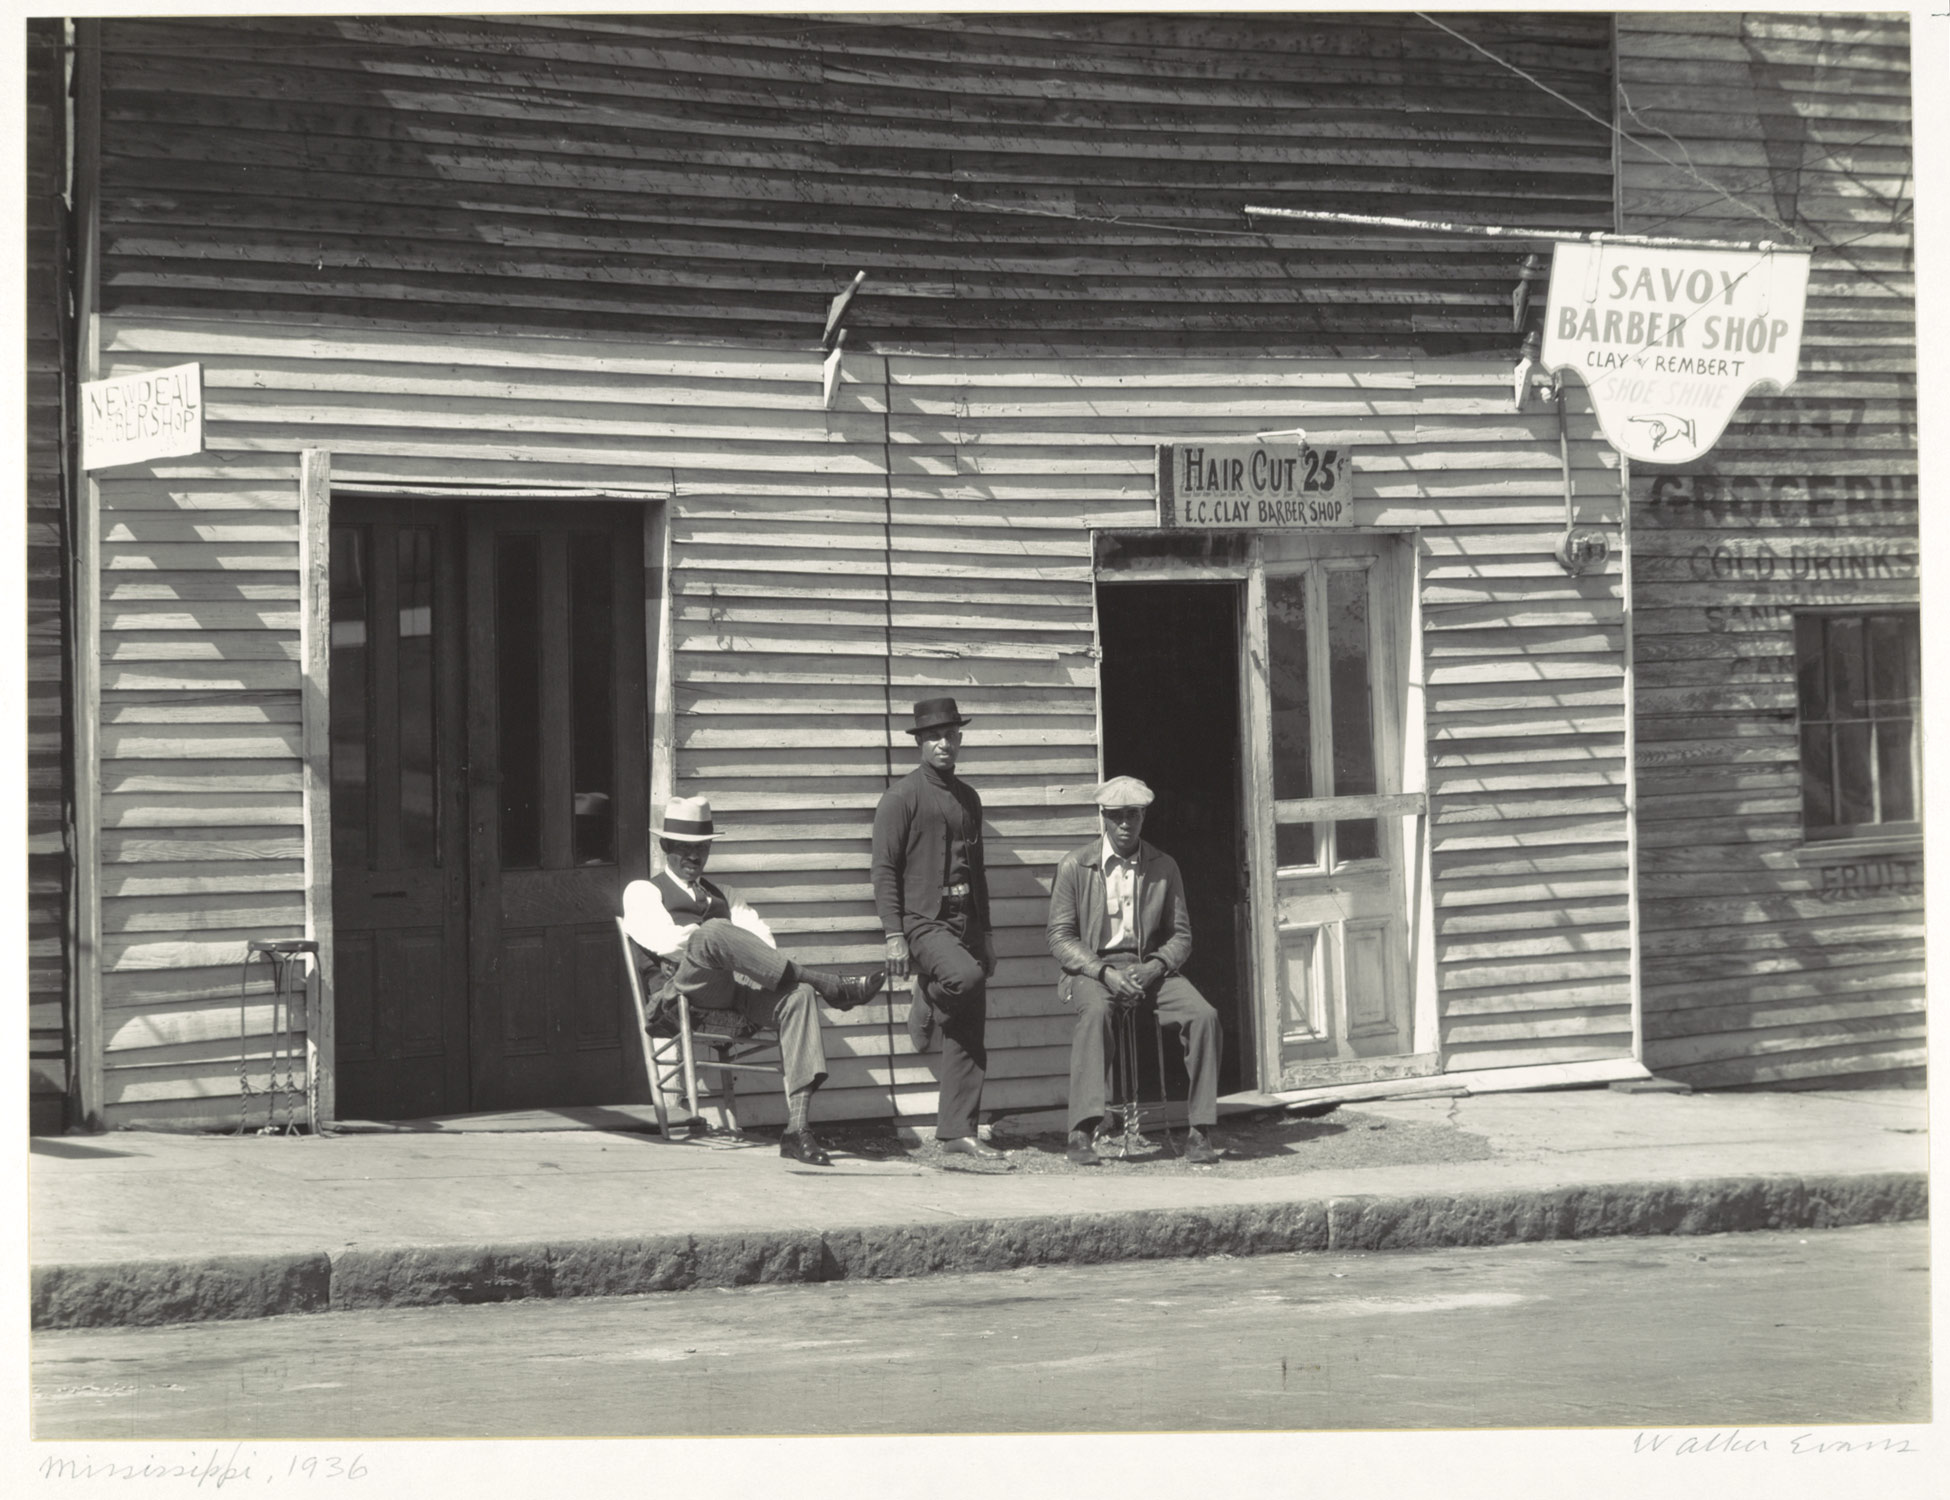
[1046,776,1224,1166]
[622,794,884,1166]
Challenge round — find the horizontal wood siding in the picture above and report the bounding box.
[28,21,72,1131]
[1619,12,1921,1089]
[95,12,1612,355]
[93,452,311,1128]
[92,318,1631,1125]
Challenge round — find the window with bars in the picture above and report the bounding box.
[1794,611,1921,842]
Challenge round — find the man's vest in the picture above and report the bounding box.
[652,870,731,930]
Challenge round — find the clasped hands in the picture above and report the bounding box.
[1100,959,1162,1008]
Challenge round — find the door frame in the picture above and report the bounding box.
[1091,528,1433,1095]
[299,454,667,1124]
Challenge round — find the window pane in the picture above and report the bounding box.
[1794,615,1827,721]
[1878,720,1917,822]
[1275,823,1316,868]
[396,526,438,868]
[1799,723,1833,830]
[497,536,542,869]
[1267,573,1312,801]
[569,532,615,866]
[1834,721,1874,826]
[1828,616,1867,719]
[1327,569,1377,799]
[1336,819,1379,861]
[329,525,370,870]
[1868,614,1919,718]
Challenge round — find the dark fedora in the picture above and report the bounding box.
[905,696,972,736]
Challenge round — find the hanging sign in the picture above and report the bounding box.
[1541,243,1810,465]
[1157,441,1353,528]
[81,362,203,471]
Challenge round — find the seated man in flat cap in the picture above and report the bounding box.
[1046,776,1223,1166]
[623,795,884,1166]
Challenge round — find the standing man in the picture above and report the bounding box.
[872,697,1006,1162]
[1046,776,1223,1166]
[623,795,884,1166]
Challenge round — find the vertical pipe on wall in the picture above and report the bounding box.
[69,19,103,1128]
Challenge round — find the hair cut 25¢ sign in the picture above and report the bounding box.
[1157,441,1353,528]
[1541,243,1810,465]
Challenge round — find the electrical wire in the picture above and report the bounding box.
[1412,11,1807,246]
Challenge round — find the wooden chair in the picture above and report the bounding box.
[616,917,784,1137]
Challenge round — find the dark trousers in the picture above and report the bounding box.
[1066,969,1219,1134]
[908,910,987,1141]
[669,919,827,1097]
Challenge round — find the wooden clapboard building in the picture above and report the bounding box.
[36,10,1792,1133]
[1617,12,1922,1089]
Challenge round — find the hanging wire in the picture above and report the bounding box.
[1412,11,1807,246]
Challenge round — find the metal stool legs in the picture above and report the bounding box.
[1097,1000,1174,1159]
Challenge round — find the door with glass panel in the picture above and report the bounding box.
[330,500,648,1118]
[330,498,469,1119]
[1246,534,1421,1090]
[465,504,648,1112]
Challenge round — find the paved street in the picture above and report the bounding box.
[33,1223,1928,1438]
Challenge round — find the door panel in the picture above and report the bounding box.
[466,505,648,1111]
[330,500,470,1120]
[1248,535,1418,1090]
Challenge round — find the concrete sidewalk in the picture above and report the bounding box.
[29,1086,1929,1330]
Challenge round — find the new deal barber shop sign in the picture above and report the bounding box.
[1542,243,1810,465]
[1157,441,1353,528]
[81,362,204,471]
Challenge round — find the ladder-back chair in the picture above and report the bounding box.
[616,917,784,1136]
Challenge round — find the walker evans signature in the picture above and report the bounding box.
[1632,1430,1917,1456]
[37,1446,369,1486]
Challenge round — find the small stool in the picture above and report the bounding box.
[1096,998,1174,1159]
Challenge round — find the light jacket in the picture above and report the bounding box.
[1045,837,1193,999]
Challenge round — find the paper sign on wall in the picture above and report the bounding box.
[81,362,203,471]
[1541,244,1810,465]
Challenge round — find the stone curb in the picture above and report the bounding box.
[30,1170,1926,1330]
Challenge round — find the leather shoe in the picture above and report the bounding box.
[779,1128,832,1166]
[1182,1127,1223,1165]
[1065,1130,1101,1166]
[824,971,886,1013]
[906,986,937,1052]
[938,1135,1008,1162]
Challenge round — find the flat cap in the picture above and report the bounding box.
[1090,775,1155,809]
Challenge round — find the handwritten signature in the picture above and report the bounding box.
[1634,1429,1916,1456]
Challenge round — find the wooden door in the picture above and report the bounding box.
[330,499,470,1119]
[1246,533,1424,1091]
[465,504,649,1111]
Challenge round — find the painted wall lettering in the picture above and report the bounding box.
[1685,541,1918,582]
[1817,859,1921,902]
[1646,474,1915,523]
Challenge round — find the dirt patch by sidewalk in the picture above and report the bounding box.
[797,1106,1495,1178]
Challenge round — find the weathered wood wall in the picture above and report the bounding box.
[28,20,73,1132]
[88,319,1633,1126]
[1619,12,1921,1088]
[95,12,1612,355]
[75,13,1643,1126]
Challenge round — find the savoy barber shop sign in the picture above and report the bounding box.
[1542,243,1811,465]
[1157,440,1354,528]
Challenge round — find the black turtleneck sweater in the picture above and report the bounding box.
[871,762,989,937]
